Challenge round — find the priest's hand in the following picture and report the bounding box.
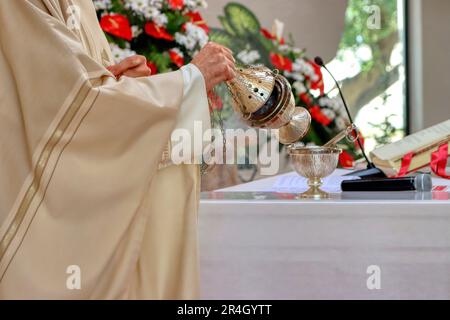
[107,55,152,79]
[192,42,236,92]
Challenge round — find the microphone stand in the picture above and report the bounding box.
[314,57,386,179]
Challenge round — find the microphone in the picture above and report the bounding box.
[314,56,385,179]
[341,174,433,192]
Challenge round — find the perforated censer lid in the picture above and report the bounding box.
[226,65,277,115]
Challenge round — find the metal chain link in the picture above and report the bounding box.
[201,89,227,175]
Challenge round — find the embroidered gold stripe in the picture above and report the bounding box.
[0,81,92,263]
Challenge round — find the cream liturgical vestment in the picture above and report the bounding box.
[0,0,210,299]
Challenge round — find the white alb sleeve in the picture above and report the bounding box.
[172,64,212,163]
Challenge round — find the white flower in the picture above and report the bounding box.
[292,81,307,94]
[175,33,187,47]
[153,12,168,26]
[150,0,164,9]
[175,22,209,53]
[175,33,195,50]
[185,0,208,10]
[318,97,327,107]
[124,0,163,12]
[318,97,345,116]
[236,49,261,65]
[93,0,112,11]
[292,58,318,81]
[123,0,166,25]
[132,25,143,38]
[284,71,305,82]
[278,44,290,53]
[170,47,184,57]
[123,0,149,13]
[110,43,136,63]
[335,116,348,130]
[322,108,336,120]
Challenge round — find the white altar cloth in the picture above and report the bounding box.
[199,170,450,300]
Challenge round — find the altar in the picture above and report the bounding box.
[198,170,450,300]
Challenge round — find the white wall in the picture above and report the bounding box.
[420,0,450,129]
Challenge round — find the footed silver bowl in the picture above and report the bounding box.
[287,146,342,199]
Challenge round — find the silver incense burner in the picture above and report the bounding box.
[226,65,311,144]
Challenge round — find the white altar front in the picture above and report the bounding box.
[198,170,450,300]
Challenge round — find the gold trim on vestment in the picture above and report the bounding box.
[0,81,92,265]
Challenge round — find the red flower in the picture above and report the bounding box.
[260,28,285,44]
[185,12,210,33]
[339,150,355,168]
[168,0,184,10]
[308,61,325,95]
[353,131,365,150]
[299,93,311,106]
[100,14,132,41]
[145,22,174,41]
[147,62,158,75]
[261,28,276,40]
[309,105,332,126]
[270,53,293,72]
[169,50,185,68]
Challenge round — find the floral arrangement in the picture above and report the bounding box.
[210,3,363,167]
[93,0,209,73]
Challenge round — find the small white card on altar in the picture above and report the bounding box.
[271,174,360,193]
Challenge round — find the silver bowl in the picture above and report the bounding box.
[287,146,342,199]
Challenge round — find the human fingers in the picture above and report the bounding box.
[122,64,152,78]
[107,55,147,77]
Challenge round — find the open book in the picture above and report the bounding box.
[370,120,450,177]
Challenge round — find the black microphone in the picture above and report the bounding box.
[341,174,433,192]
[314,56,385,179]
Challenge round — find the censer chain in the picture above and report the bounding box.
[201,89,227,176]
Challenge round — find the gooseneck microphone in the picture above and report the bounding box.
[312,57,433,190]
[314,56,386,179]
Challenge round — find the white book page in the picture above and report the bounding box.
[370,120,450,161]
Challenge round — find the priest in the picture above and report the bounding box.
[0,0,235,299]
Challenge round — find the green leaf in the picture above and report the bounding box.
[258,34,275,52]
[209,28,234,48]
[224,3,261,36]
[166,11,188,34]
[218,16,236,36]
[148,51,172,73]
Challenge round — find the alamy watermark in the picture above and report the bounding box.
[366,265,381,290]
[67,5,81,31]
[66,265,82,290]
[171,121,281,176]
[364,5,382,30]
